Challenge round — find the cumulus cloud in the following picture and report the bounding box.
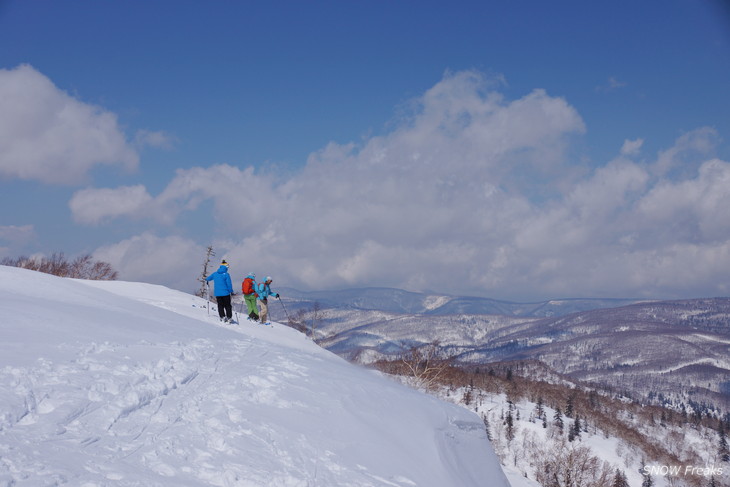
[620,138,643,156]
[82,71,587,296]
[0,64,138,185]
[638,158,730,242]
[93,233,203,292]
[69,185,154,225]
[81,70,730,300]
[652,126,718,178]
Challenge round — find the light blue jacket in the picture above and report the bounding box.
[256,282,278,301]
[206,265,233,296]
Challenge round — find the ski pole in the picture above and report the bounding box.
[206,282,210,316]
[277,296,291,322]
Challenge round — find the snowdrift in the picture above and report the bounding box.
[0,265,509,486]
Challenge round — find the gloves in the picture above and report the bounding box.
[275,293,280,298]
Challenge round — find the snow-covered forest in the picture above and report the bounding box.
[373,359,729,487]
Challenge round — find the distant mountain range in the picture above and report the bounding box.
[278,286,646,317]
[273,288,730,413]
[465,298,730,412]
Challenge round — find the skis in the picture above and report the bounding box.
[246,317,271,326]
[194,304,268,326]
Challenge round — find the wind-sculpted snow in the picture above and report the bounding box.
[0,266,509,486]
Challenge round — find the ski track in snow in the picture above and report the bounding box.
[0,269,509,487]
[0,333,333,486]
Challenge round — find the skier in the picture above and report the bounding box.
[256,276,279,324]
[242,272,259,321]
[206,260,234,323]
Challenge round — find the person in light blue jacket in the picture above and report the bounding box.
[206,260,234,322]
[256,276,279,324]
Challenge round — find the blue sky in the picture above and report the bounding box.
[1,0,729,301]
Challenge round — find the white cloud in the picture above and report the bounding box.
[638,158,730,242]
[652,127,718,178]
[69,185,153,225]
[134,129,177,150]
[84,71,588,297]
[83,71,730,300]
[0,64,138,185]
[93,233,203,293]
[620,138,643,156]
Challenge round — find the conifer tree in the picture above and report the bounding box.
[640,463,654,487]
[482,414,492,442]
[536,396,545,420]
[565,392,575,418]
[568,417,581,442]
[505,409,515,442]
[462,387,473,406]
[719,421,729,463]
[612,468,629,487]
[553,406,564,434]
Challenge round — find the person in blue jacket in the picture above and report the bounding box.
[256,276,279,324]
[206,260,234,322]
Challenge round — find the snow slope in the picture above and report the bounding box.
[0,266,509,487]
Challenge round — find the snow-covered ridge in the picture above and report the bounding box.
[279,286,645,317]
[0,266,509,486]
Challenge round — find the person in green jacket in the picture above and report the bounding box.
[242,272,259,321]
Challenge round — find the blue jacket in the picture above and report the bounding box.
[256,282,278,300]
[206,265,233,296]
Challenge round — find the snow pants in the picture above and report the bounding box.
[244,294,258,319]
[215,294,233,320]
[258,298,269,324]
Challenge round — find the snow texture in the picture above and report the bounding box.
[0,265,509,486]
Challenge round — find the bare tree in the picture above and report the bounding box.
[533,439,613,487]
[44,252,69,276]
[286,302,326,339]
[310,301,324,341]
[197,246,215,298]
[1,253,118,280]
[288,308,308,333]
[399,341,452,390]
[86,259,118,280]
[68,254,93,278]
